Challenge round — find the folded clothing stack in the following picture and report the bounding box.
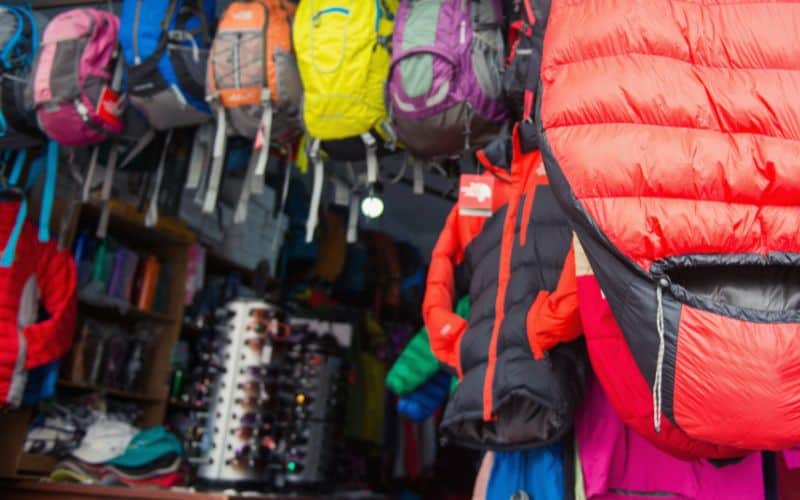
[51,424,185,488]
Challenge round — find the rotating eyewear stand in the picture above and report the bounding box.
[197,299,279,491]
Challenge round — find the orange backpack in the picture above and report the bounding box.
[204,0,302,222]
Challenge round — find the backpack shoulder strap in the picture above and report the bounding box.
[0,6,24,69]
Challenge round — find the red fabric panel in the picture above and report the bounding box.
[423,205,483,372]
[576,274,744,459]
[24,239,77,370]
[526,246,581,359]
[543,1,800,72]
[547,122,800,271]
[540,0,800,270]
[673,307,800,450]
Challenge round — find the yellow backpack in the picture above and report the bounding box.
[293,0,397,241]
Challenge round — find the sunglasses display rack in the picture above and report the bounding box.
[196,299,281,490]
[272,336,348,489]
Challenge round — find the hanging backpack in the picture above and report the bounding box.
[502,0,548,127]
[205,0,302,224]
[119,0,215,130]
[32,8,124,146]
[388,0,509,159]
[0,4,48,149]
[0,6,60,267]
[293,0,398,241]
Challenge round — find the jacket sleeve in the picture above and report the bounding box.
[423,206,469,373]
[24,240,77,369]
[526,244,582,359]
[385,327,440,396]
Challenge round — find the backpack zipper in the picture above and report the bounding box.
[133,0,143,64]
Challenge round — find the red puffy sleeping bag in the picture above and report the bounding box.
[538,0,800,452]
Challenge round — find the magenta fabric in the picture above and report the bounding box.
[576,375,764,499]
[783,448,800,470]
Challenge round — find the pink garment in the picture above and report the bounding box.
[576,376,764,499]
[783,448,800,470]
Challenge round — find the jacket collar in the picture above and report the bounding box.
[476,125,530,186]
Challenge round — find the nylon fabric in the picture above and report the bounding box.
[294,0,396,142]
[539,0,800,453]
[423,127,585,449]
[0,202,77,406]
[389,0,509,157]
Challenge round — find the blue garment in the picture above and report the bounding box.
[487,442,564,500]
[397,370,452,422]
[22,360,60,405]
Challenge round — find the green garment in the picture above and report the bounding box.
[386,297,470,396]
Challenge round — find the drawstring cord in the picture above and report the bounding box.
[653,277,667,433]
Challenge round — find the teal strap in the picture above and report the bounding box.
[0,197,27,267]
[9,149,27,186]
[25,154,44,190]
[0,111,7,138]
[38,141,57,242]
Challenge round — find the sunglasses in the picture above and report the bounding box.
[231,426,257,441]
[238,365,265,379]
[234,396,265,412]
[249,307,281,320]
[243,336,267,353]
[232,412,259,427]
[237,380,262,397]
[232,442,254,459]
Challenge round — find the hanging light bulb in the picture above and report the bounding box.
[361,193,384,219]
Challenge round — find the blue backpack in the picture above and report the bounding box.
[0,4,46,149]
[0,5,58,267]
[119,0,215,130]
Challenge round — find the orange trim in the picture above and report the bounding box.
[482,194,520,421]
[476,150,512,183]
[219,87,263,107]
[454,327,465,380]
[525,291,549,359]
[518,166,538,247]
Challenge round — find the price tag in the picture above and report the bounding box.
[96,86,124,128]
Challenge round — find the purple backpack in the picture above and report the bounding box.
[32,9,123,146]
[388,0,509,158]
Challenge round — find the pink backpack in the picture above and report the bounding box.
[33,9,123,146]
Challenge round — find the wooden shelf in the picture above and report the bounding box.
[57,380,164,403]
[1,196,194,479]
[79,297,174,324]
[16,453,58,476]
[79,200,195,249]
[0,480,345,499]
[181,322,207,336]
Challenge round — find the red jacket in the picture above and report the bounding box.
[423,127,585,449]
[0,202,77,407]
